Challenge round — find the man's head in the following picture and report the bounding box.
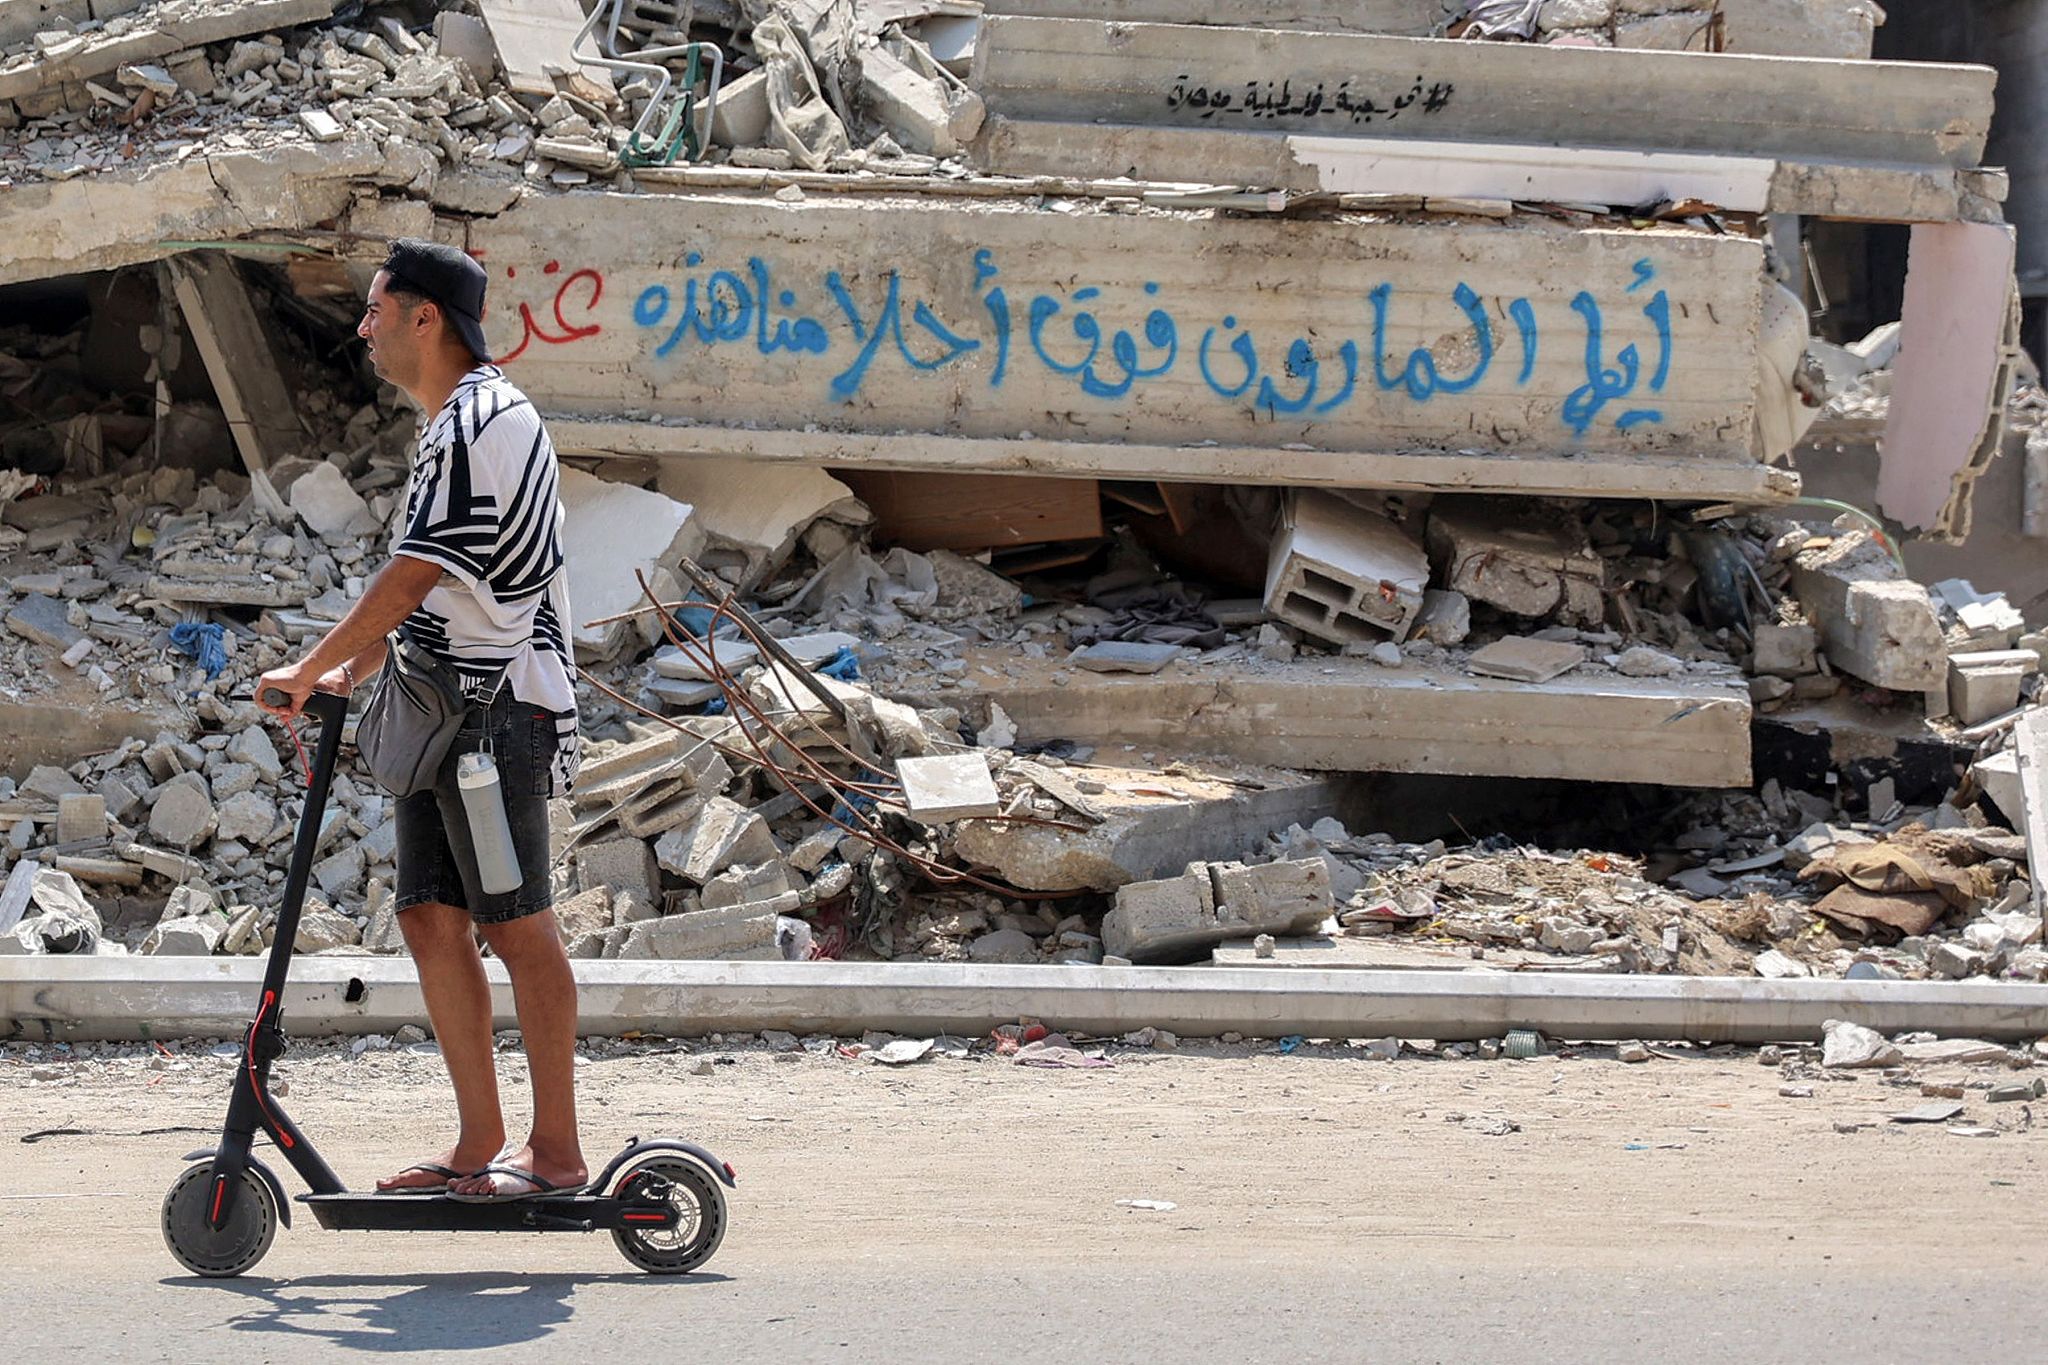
[359,238,492,391]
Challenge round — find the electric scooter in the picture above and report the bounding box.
[160,689,736,1277]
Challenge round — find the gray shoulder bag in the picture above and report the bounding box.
[356,633,487,797]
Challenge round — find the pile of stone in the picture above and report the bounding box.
[1455,0,1883,58]
[0,0,986,189]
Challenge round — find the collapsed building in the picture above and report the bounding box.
[1,0,2044,989]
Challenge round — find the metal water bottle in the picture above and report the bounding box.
[456,751,523,895]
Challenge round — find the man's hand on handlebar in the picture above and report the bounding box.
[256,660,352,719]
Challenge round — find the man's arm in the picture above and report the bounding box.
[255,555,446,715]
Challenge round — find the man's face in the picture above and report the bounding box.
[358,271,426,388]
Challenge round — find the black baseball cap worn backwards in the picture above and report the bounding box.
[381,237,493,363]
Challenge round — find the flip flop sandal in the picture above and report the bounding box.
[375,1162,479,1196]
[446,1162,593,1204]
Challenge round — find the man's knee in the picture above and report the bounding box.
[398,901,479,959]
[479,910,567,972]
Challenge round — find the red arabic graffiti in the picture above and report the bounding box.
[492,259,606,362]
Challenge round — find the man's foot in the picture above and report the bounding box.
[375,1143,501,1194]
[448,1142,586,1199]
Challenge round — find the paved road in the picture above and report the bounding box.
[4,1035,2041,1362]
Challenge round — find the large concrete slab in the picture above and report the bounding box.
[971,18,1995,169]
[893,652,1753,788]
[5,957,2044,1044]
[0,137,388,288]
[979,0,1448,33]
[466,190,1775,496]
[977,118,1972,222]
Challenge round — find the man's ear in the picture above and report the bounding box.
[413,299,441,339]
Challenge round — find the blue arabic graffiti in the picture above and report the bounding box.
[628,253,1678,438]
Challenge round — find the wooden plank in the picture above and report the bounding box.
[165,256,303,507]
[1155,482,1201,535]
[476,0,613,98]
[971,16,1994,170]
[833,471,1102,551]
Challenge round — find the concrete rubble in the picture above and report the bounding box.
[0,0,2043,1004]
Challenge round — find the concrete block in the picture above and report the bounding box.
[1790,531,1947,692]
[5,592,84,652]
[143,913,225,956]
[1972,750,2021,825]
[709,65,769,148]
[653,795,777,885]
[859,42,979,158]
[644,896,796,960]
[227,726,283,785]
[1427,504,1604,623]
[895,752,1002,823]
[552,886,612,944]
[147,782,216,848]
[24,764,86,801]
[312,844,366,900]
[288,462,377,538]
[215,791,277,845]
[1751,621,1818,678]
[1948,650,2038,727]
[56,793,106,844]
[701,860,799,911]
[1265,491,1429,646]
[295,905,360,952]
[1466,636,1587,683]
[1412,589,1470,646]
[433,9,496,85]
[560,468,705,661]
[576,837,661,903]
[1103,858,1334,964]
[96,772,143,824]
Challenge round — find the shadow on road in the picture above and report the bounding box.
[162,1270,733,1352]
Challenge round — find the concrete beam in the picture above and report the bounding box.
[978,117,1970,223]
[470,190,1774,491]
[970,17,1995,170]
[893,653,1755,788]
[0,137,388,288]
[978,0,1447,34]
[4,957,2044,1044]
[550,421,1801,504]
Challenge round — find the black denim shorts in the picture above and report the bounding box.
[394,692,561,925]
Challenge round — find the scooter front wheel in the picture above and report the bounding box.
[610,1156,727,1275]
[162,1162,277,1278]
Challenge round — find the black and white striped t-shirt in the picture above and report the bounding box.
[395,365,580,797]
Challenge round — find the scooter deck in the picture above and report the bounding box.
[299,1191,678,1233]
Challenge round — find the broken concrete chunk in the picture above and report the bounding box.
[1102,857,1334,964]
[227,726,284,785]
[1265,490,1428,646]
[895,752,1001,823]
[1070,641,1183,675]
[700,859,800,911]
[1466,636,1587,684]
[1789,531,1946,692]
[5,592,84,652]
[560,468,704,661]
[1947,650,2038,727]
[575,836,661,904]
[1411,589,1471,646]
[1821,1018,1903,1069]
[144,913,226,956]
[1614,646,1682,678]
[654,795,777,885]
[147,783,217,848]
[55,793,106,844]
[1752,621,1819,678]
[1427,504,1604,623]
[288,462,378,537]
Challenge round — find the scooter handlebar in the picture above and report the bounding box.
[259,689,349,725]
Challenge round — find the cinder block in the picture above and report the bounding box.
[1264,491,1428,645]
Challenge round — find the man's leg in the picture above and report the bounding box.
[449,909,585,1195]
[373,901,506,1192]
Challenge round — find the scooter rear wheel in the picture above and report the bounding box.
[610,1156,727,1275]
[162,1162,277,1278]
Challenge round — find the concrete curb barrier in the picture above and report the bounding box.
[3,959,2046,1044]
